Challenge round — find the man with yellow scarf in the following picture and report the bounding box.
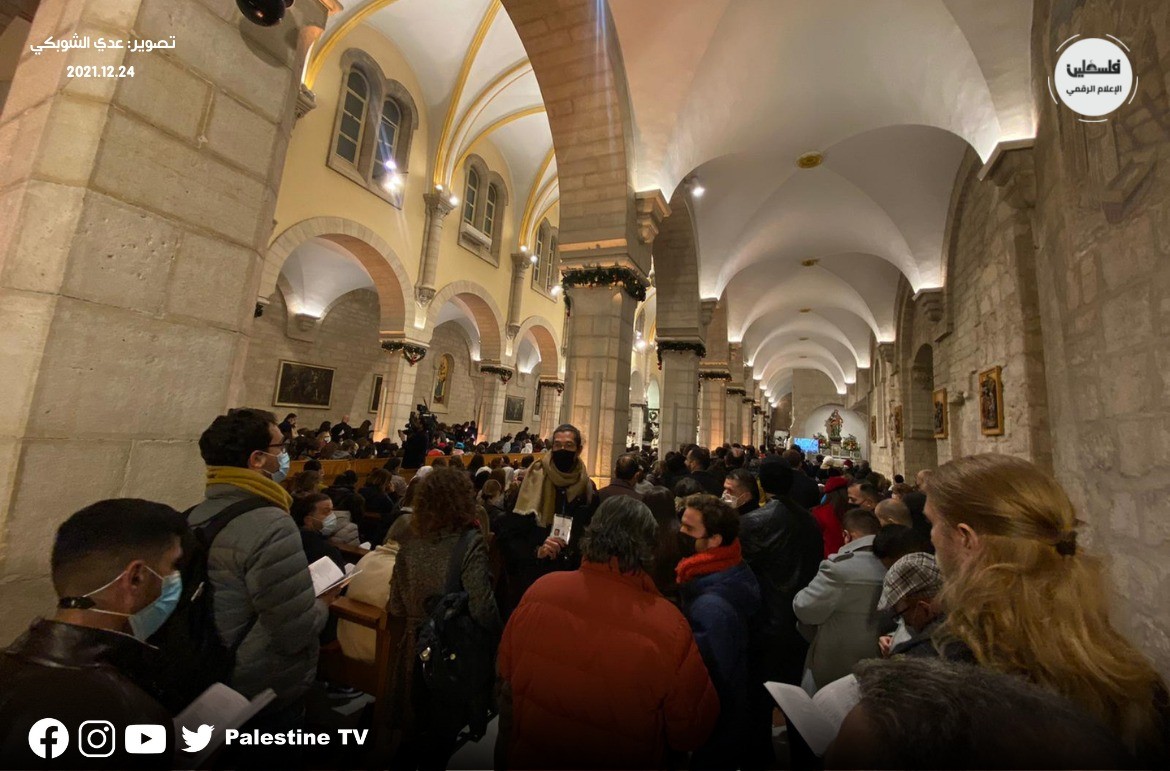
[496,424,597,619]
[187,408,330,739]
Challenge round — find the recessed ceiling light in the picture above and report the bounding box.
[799,308,812,313]
[797,151,824,169]
[799,336,809,341]
[691,183,705,198]
[801,259,819,267]
[799,355,808,359]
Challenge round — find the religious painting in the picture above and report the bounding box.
[893,405,904,442]
[504,395,525,423]
[274,360,334,409]
[432,354,453,405]
[825,408,844,442]
[979,365,1004,436]
[932,388,948,439]
[870,415,877,443]
[369,374,384,414]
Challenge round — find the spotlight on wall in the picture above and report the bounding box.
[435,184,444,192]
[384,158,397,172]
[691,182,705,198]
[236,0,293,26]
[551,285,563,296]
[520,245,528,253]
[449,195,459,207]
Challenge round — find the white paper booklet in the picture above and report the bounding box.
[174,683,275,768]
[308,556,360,596]
[551,514,573,544]
[765,675,860,756]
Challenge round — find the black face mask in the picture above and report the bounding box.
[551,449,576,473]
[677,531,699,558]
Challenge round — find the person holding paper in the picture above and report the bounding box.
[496,423,597,619]
[188,409,329,733]
[676,494,761,770]
[0,499,181,769]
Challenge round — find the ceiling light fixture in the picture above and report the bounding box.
[449,195,459,207]
[799,308,812,313]
[691,183,705,198]
[799,336,809,341]
[797,151,824,169]
[801,258,819,267]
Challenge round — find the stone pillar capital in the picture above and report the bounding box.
[699,299,718,331]
[295,85,317,119]
[982,140,1037,211]
[511,252,534,273]
[423,191,457,218]
[916,288,945,323]
[634,189,671,245]
[414,286,436,306]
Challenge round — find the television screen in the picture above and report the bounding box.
[793,437,819,454]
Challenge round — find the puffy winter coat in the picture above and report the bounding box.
[187,485,327,706]
[498,560,719,769]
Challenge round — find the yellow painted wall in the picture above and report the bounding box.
[271,23,564,356]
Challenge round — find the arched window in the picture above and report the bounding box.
[463,168,480,225]
[483,184,498,238]
[335,69,368,165]
[545,234,558,292]
[532,224,546,286]
[373,98,401,179]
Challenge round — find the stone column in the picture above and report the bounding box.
[725,344,744,443]
[415,192,456,304]
[658,345,701,454]
[0,0,329,636]
[741,364,755,443]
[561,283,638,486]
[538,380,565,441]
[479,366,511,443]
[628,402,646,447]
[374,342,425,441]
[698,373,728,448]
[505,252,531,339]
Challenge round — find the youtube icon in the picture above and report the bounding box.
[125,725,167,754]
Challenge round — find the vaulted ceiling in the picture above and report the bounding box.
[611,0,1036,404]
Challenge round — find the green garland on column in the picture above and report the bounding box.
[480,365,514,384]
[561,265,648,302]
[656,341,707,370]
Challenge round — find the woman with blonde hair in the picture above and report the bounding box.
[925,453,1168,762]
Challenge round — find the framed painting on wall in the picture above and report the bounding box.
[893,405,904,442]
[274,360,334,409]
[504,395,525,423]
[979,365,1004,436]
[932,388,948,439]
[370,374,384,413]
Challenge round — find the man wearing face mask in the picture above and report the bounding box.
[496,423,597,619]
[0,499,182,769]
[290,493,346,570]
[722,468,760,515]
[187,408,330,734]
[676,494,761,770]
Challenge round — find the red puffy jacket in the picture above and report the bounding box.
[498,559,720,769]
[811,502,846,558]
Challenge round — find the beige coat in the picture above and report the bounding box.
[336,542,400,664]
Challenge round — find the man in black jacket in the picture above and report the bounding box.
[783,448,823,510]
[685,446,724,495]
[739,456,824,768]
[0,499,182,769]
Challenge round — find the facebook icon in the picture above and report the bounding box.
[28,718,69,759]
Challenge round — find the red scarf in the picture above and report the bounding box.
[675,540,743,585]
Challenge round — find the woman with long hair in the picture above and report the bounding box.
[926,454,1168,763]
[386,467,500,768]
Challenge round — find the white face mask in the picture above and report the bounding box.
[722,492,745,508]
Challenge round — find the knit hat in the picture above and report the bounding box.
[824,476,850,494]
[878,552,943,612]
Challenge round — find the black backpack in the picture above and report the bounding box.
[414,528,497,739]
[148,497,270,712]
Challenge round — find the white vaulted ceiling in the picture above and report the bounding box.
[611,0,1035,401]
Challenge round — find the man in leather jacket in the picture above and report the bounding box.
[0,499,183,769]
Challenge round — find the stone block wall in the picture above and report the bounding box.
[243,289,384,427]
[1030,0,1170,677]
[790,368,841,442]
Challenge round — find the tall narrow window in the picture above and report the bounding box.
[483,184,498,238]
[546,235,558,292]
[463,168,480,225]
[533,225,546,285]
[374,98,401,177]
[335,69,369,165]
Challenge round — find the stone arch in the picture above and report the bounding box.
[262,217,414,337]
[425,280,506,364]
[504,0,639,255]
[513,315,561,376]
[905,344,938,476]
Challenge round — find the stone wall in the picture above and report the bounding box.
[1030,0,1170,677]
[243,288,383,428]
[790,369,841,443]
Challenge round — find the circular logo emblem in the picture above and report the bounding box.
[1053,37,1133,117]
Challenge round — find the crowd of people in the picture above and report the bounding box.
[0,406,1166,770]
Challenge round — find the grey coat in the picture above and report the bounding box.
[792,534,887,691]
[188,485,328,706]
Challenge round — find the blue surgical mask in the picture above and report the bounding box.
[272,450,291,483]
[320,512,339,538]
[129,569,183,641]
[82,566,182,641]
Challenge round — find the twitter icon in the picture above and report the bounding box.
[181,724,214,754]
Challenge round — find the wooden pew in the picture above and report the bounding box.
[318,596,396,731]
